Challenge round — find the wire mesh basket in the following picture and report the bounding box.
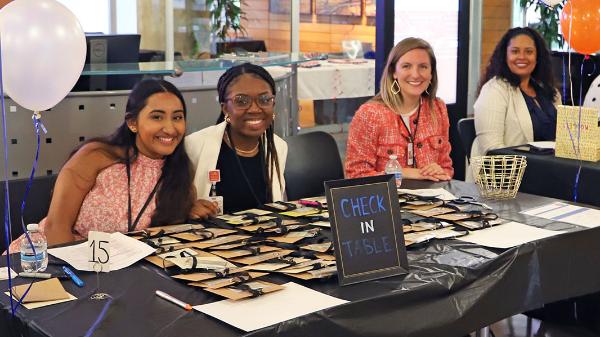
[471,155,527,199]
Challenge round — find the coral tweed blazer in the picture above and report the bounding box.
[345,98,453,179]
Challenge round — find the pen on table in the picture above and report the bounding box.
[155,290,192,311]
[62,266,85,287]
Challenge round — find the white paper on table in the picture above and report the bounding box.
[194,282,348,332]
[0,267,17,280]
[521,202,600,228]
[48,232,155,271]
[456,221,563,249]
[528,141,555,149]
[397,188,457,201]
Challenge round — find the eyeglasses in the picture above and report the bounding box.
[225,94,275,110]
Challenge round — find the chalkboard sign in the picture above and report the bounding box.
[325,175,408,285]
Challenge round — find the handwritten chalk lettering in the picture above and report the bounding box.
[340,195,386,218]
[360,220,374,234]
[341,236,392,257]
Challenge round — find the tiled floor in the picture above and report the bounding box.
[470,314,599,337]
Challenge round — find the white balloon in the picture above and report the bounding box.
[540,0,563,7]
[0,0,86,112]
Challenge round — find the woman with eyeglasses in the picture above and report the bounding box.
[186,63,287,214]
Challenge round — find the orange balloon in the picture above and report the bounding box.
[560,0,600,55]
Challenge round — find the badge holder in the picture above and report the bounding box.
[208,170,224,215]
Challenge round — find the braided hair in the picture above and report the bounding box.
[216,63,281,202]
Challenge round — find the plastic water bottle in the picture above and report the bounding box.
[20,223,48,272]
[384,154,403,188]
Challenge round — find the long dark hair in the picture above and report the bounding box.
[478,27,557,99]
[80,79,193,226]
[216,63,281,201]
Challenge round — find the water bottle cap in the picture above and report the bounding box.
[389,155,398,160]
[27,223,39,231]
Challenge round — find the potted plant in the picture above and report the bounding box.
[207,0,247,42]
[519,0,564,49]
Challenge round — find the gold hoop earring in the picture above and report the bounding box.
[272,112,276,121]
[391,79,401,95]
[225,115,231,123]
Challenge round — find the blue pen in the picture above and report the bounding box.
[62,266,85,287]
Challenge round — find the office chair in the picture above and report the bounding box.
[0,175,57,253]
[457,117,476,163]
[284,131,344,200]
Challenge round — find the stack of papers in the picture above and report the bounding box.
[521,202,600,228]
[194,282,348,332]
[457,221,563,248]
[397,188,456,201]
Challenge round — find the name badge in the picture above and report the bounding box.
[407,142,414,166]
[208,170,221,183]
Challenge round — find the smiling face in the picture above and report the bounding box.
[393,48,433,102]
[127,92,185,159]
[506,34,537,81]
[222,73,275,140]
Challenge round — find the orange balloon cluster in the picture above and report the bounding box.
[560,0,600,55]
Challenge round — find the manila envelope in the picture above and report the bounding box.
[232,209,273,216]
[403,200,444,211]
[189,235,251,249]
[210,246,280,259]
[285,265,338,280]
[172,265,252,282]
[190,272,268,289]
[408,207,456,218]
[231,250,294,265]
[11,278,70,303]
[171,228,237,242]
[267,230,319,244]
[205,281,284,300]
[301,242,333,253]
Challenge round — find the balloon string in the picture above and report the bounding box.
[7,112,47,311]
[0,28,18,317]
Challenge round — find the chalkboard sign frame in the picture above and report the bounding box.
[325,174,409,286]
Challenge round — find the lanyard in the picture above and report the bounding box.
[126,155,162,232]
[397,100,421,167]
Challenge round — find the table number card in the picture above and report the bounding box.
[325,175,408,285]
[88,231,111,272]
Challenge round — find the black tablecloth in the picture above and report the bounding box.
[3,180,600,337]
[488,146,600,207]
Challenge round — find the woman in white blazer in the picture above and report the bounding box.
[186,63,287,215]
[472,27,560,159]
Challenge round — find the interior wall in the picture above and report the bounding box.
[480,0,513,76]
[243,0,376,53]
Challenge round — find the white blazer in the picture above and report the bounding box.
[185,121,288,201]
[471,77,560,158]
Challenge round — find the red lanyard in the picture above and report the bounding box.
[397,101,421,167]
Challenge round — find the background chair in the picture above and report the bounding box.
[457,117,476,163]
[284,131,344,200]
[0,175,57,253]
